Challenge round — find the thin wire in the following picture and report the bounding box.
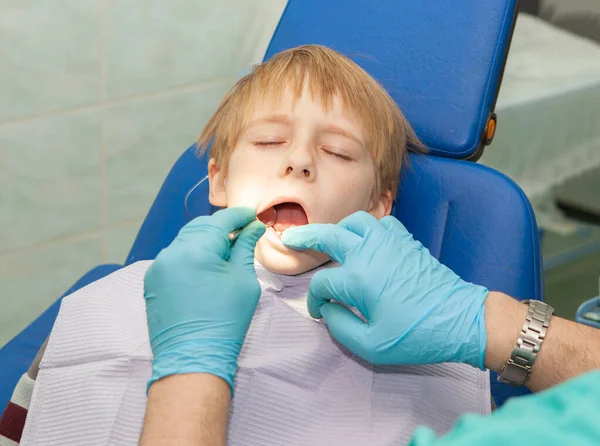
[184,174,209,219]
[183,173,276,241]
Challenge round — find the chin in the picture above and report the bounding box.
[254,234,329,275]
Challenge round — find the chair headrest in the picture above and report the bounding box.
[264,0,517,160]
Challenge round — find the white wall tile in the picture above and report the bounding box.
[237,0,287,71]
[0,110,102,254]
[0,0,102,121]
[103,81,232,223]
[104,221,142,264]
[105,0,246,99]
[0,235,103,347]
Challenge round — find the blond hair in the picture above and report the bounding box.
[198,44,423,198]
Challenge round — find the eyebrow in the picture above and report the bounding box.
[321,123,363,146]
[248,114,293,127]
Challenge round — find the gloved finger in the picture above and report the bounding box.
[337,211,380,237]
[209,207,258,234]
[379,215,402,231]
[281,223,361,264]
[379,216,415,243]
[320,302,368,357]
[307,267,358,319]
[229,220,266,269]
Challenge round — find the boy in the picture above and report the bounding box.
[2,45,491,446]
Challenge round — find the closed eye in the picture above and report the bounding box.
[324,149,352,161]
[254,141,285,146]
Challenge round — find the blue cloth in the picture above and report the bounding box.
[409,369,600,445]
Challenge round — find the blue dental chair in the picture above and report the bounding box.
[0,0,542,411]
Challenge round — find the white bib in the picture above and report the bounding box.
[21,261,490,446]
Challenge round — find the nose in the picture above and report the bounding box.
[280,142,316,181]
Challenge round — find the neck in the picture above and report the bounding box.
[253,260,329,319]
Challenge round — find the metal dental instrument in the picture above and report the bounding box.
[228,228,243,241]
[183,174,275,242]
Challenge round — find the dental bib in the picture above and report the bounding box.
[21,261,490,446]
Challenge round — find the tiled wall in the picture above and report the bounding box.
[0,0,287,346]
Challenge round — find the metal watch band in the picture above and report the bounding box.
[497,299,554,387]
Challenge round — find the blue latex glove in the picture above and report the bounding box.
[282,211,488,369]
[144,207,266,393]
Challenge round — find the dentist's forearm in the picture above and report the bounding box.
[140,373,230,446]
[484,291,600,392]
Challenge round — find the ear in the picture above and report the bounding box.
[369,189,393,219]
[208,158,227,207]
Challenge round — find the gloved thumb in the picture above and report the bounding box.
[229,220,266,269]
[320,302,370,360]
[307,267,363,319]
[282,223,362,264]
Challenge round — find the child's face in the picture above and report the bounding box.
[208,84,392,275]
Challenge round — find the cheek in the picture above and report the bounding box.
[320,173,376,221]
[342,168,376,204]
[345,181,374,208]
[223,151,272,206]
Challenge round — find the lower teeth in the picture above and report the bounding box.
[273,225,299,236]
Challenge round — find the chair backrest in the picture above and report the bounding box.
[265,0,518,160]
[126,0,543,406]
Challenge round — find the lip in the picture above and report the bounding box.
[263,226,301,249]
[257,196,311,224]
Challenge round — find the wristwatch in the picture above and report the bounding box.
[497,299,554,387]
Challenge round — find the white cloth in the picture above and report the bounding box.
[481,13,600,234]
[22,261,490,446]
[253,260,320,319]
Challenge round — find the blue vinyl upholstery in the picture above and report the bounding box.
[265,0,518,159]
[1,0,542,410]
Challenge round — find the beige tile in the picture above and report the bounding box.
[103,81,232,224]
[0,0,102,121]
[555,166,600,213]
[104,221,142,264]
[545,250,600,319]
[543,227,600,259]
[0,110,102,254]
[0,235,103,347]
[543,0,600,15]
[105,0,245,99]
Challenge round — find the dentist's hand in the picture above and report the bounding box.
[144,207,265,394]
[282,211,488,369]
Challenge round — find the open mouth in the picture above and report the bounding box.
[257,202,309,235]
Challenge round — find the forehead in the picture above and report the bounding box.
[243,83,364,135]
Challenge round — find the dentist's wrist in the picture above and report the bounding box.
[142,373,230,446]
[483,291,529,373]
[149,339,241,396]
